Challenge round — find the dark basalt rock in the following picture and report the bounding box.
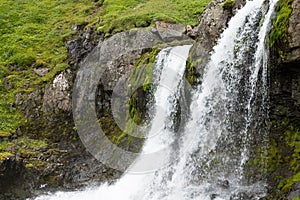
[0,158,29,200]
[186,0,247,86]
[267,0,300,198]
[66,25,103,69]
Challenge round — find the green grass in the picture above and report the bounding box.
[0,0,101,134]
[96,0,211,35]
[0,0,211,142]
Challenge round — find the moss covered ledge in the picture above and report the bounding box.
[269,0,293,58]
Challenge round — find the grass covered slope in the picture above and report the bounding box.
[0,0,211,156]
[0,0,100,135]
[96,0,211,35]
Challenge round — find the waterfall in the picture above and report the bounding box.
[32,0,278,199]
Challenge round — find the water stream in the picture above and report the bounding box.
[33,0,278,199]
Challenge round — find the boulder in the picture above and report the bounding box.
[287,0,300,63]
[155,21,188,42]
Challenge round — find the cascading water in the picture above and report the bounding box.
[32,45,191,200]
[32,0,278,199]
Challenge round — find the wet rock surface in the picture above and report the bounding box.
[230,192,253,200]
[267,0,300,198]
[1,0,299,199]
[194,0,246,57]
[0,22,193,199]
[186,0,247,86]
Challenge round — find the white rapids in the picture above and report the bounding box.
[32,0,279,199]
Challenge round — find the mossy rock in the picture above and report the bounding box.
[269,0,293,57]
[278,172,300,192]
[0,131,12,138]
[0,152,14,161]
[222,0,235,11]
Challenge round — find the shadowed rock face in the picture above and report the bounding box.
[0,22,193,199]
[0,158,28,199]
[194,0,246,57]
[1,0,299,199]
[186,0,247,86]
[268,0,300,198]
[186,0,299,198]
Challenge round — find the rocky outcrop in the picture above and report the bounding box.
[75,27,193,171]
[2,0,299,199]
[286,0,300,63]
[267,0,300,198]
[66,25,102,68]
[155,21,188,42]
[186,0,246,86]
[43,72,71,114]
[0,25,109,200]
[195,0,246,56]
[0,22,193,199]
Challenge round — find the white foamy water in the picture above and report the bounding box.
[32,0,278,199]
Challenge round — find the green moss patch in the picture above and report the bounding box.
[278,172,300,191]
[285,127,300,172]
[0,152,15,161]
[185,57,202,86]
[267,120,300,173]
[0,137,47,160]
[222,0,235,10]
[269,0,293,56]
[0,131,12,137]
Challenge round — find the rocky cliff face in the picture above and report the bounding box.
[0,20,193,199]
[0,27,121,200]
[286,0,300,63]
[267,0,300,199]
[186,0,246,86]
[0,0,299,199]
[186,0,300,198]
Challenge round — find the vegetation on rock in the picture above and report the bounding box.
[266,0,300,198]
[222,0,235,10]
[2,0,299,199]
[0,0,211,161]
[0,0,100,135]
[0,137,47,162]
[269,0,293,57]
